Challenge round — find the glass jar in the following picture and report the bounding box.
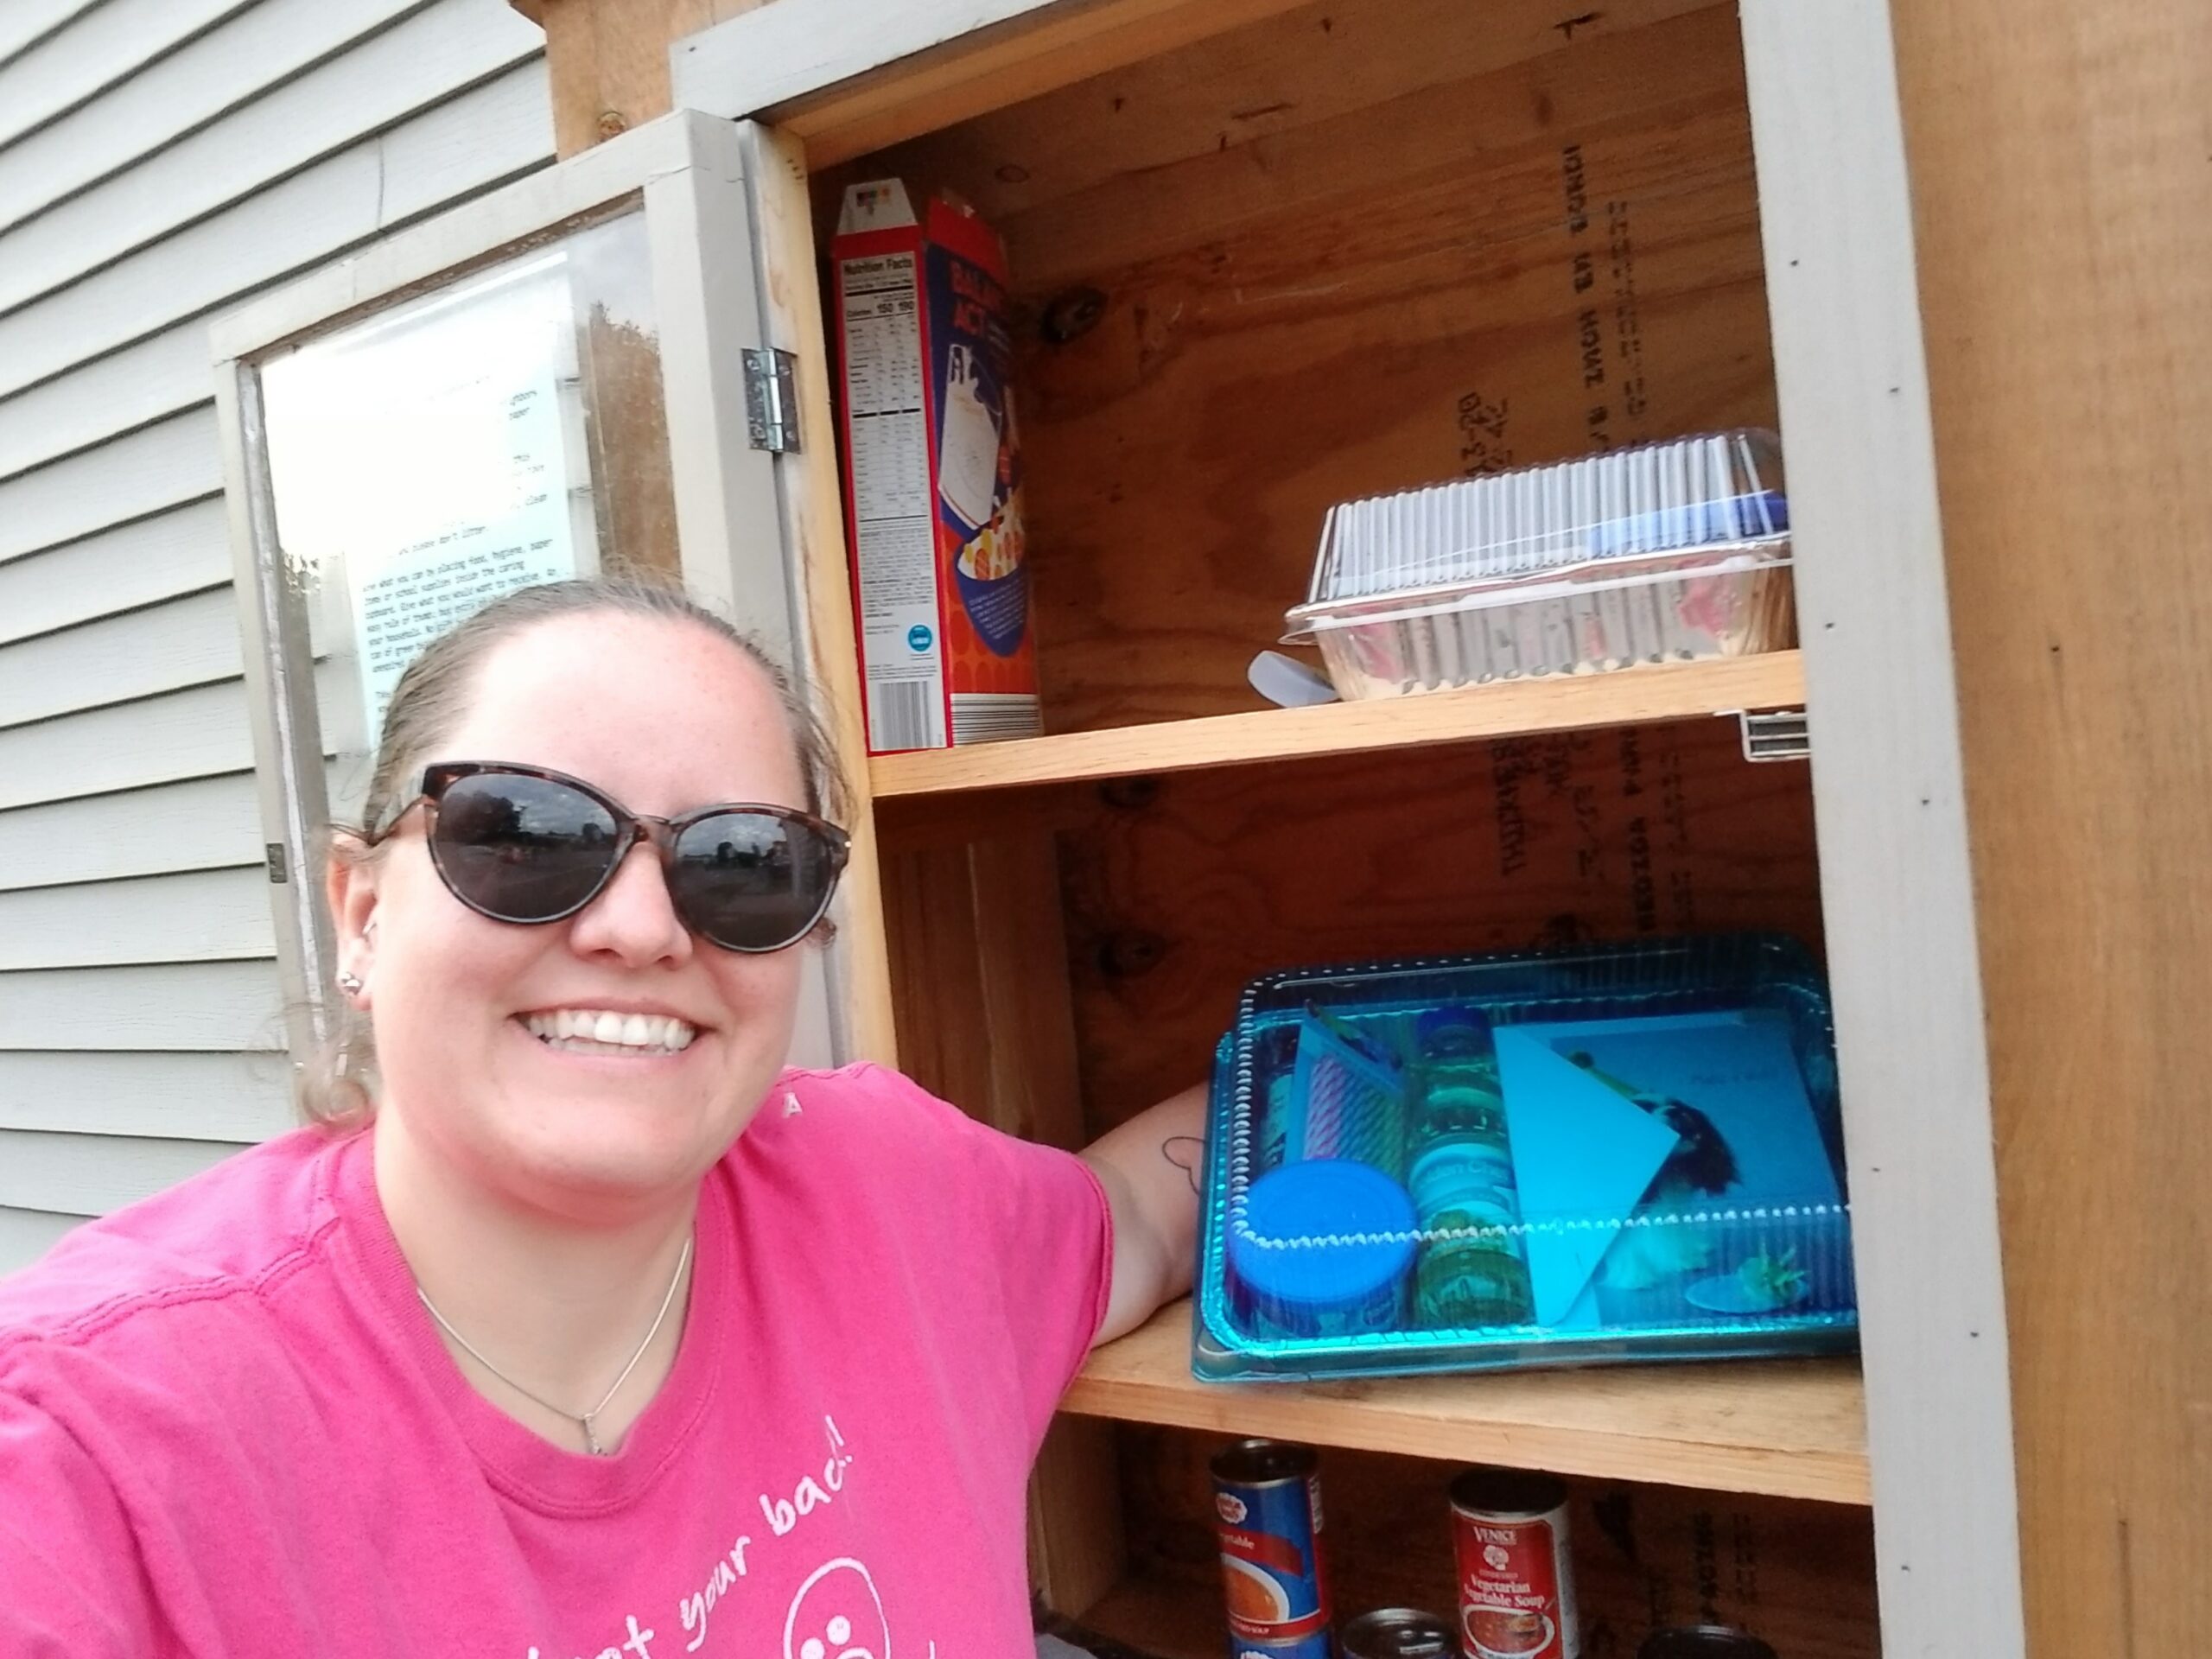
[1407,1007,1533,1325]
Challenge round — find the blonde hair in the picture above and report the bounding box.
[303,575,849,1128]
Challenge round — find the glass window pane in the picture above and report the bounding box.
[253,208,672,824]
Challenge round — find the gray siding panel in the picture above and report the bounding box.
[0,410,222,563]
[0,0,539,315]
[0,661,345,810]
[0,0,430,231]
[0,3,97,67]
[0,500,232,648]
[0,324,208,484]
[0,772,264,890]
[0,1130,245,1217]
[0,763,352,891]
[0,681,258,809]
[0,588,244,728]
[0,963,288,1052]
[0,0,552,1258]
[0,1051,295,1141]
[0,60,550,405]
[0,0,255,149]
[0,1207,84,1277]
[0,868,276,969]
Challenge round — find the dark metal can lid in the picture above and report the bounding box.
[1210,1437,1318,1488]
[1637,1627,1780,1659]
[1448,1465,1569,1519]
[1340,1609,1457,1658]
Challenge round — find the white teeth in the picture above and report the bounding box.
[519,1008,699,1054]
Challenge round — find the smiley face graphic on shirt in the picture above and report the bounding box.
[783,1560,890,1659]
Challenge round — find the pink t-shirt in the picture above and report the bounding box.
[0,1063,1112,1656]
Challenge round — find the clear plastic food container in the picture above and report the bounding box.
[1285,431,1793,699]
[1192,934,1855,1382]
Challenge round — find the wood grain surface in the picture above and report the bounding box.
[520,0,769,156]
[1051,713,1821,1128]
[833,0,1773,734]
[1067,1299,1869,1504]
[1891,0,2212,1650]
[868,655,1808,799]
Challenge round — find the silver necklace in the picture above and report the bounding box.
[416,1236,693,1457]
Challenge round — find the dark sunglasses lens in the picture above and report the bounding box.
[670,812,839,950]
[430,772,621,922]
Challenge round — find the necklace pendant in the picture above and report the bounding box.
[582,1414,607,1457]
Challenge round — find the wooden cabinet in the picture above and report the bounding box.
[220,0,2031,1649]
[658,0,2014,1650]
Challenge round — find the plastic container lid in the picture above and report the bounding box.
[1294,430,1789,613]
[1339,1609,1458,1657]
[1229,1160,1417,1314]
[1416,1004,1493,1045]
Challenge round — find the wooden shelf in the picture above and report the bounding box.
[1060,1299,1870,1506]
[868,652,1804,798]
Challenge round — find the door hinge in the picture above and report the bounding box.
[1732,708,1810,763]
[265,842,289,884]
[743,348,800,453]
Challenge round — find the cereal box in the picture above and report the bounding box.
[830,181,1041,753]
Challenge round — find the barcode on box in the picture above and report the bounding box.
[950,694,1042,745]
[869,678,944,752]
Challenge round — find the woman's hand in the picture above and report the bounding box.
[1079,1083,1208,1345]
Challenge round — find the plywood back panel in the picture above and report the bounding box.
[836,1,1772,733]
[1054,716,1821,1128]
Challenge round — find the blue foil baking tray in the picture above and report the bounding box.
[1192,934,1856,1382]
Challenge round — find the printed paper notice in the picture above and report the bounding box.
[345,368,576,732]
[260,253,591,740]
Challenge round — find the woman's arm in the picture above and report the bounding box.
[1079,1083,1209,1345]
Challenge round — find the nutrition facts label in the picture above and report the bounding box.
[838,249,943,751]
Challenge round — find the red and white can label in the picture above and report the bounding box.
[1451,1502,1580,1659]
[1214,1471,1331,1642]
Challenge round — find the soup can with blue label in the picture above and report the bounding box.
[1211,1439,1333,1656]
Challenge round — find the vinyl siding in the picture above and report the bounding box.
[0,0,552,1272]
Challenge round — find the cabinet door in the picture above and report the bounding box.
[214,111,881,1075]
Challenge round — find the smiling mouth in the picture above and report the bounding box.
[518,1008,699,1056]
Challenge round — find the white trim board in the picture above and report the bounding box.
[1740,2,2024,1655]
[674,0,1071,115]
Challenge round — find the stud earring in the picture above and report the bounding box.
[338,971,365,995]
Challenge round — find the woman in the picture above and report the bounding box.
[0,577,1205,1655]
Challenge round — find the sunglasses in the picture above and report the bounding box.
[366,762,849,953]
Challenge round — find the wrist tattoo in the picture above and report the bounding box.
[1162,1135,1204,1196]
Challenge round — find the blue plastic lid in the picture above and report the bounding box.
[1229,1160,1417,1310]
[1416,1005,1492,1044]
